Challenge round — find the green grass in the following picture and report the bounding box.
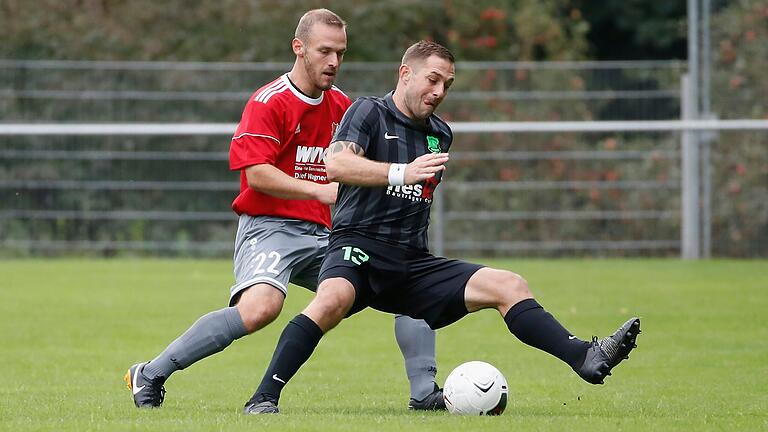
[1,259,766,431]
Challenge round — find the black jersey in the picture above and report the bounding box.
[330,92,452,250]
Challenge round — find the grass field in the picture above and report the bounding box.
[1,259,766,431]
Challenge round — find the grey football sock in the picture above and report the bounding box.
[394,315,438,400]
[142,306,247,380]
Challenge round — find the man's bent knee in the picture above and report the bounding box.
[303,278,356,332]
[235,283,285,333]
[465,268,533,313]
[504,271,532,299]
[493,270,533,314]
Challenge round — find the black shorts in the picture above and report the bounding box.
[318,232,484,329]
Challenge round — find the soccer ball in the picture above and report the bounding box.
[442,361,508,416]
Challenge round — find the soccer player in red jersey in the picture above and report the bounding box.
[125,9,444,411]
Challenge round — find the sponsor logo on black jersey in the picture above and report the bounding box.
[385,177,440,203]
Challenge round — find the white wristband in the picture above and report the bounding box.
[387,163,407,186]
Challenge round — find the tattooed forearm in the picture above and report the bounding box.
[327,140,364,156]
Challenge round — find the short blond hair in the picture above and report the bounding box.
[402,40,455,67]
[295,9,346,42]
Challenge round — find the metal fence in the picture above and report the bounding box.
[1,60,766,258]
[0,59,684,122]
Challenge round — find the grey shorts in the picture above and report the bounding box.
[229,215,329,305]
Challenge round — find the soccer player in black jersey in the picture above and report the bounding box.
[243,41,641,414]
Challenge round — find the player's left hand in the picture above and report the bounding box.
[404,153,449,184]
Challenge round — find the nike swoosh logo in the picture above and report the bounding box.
[568,335,577,340]
[272,374,286,384]
[132,363,146,395]
[473,381,494,393]
[384,132,399,140]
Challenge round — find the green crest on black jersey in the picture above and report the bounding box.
[426,135,441,153]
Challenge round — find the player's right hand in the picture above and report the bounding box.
[315,182,339,205]
[404,153,449,184]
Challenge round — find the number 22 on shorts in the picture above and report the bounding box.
[341,246,369,265]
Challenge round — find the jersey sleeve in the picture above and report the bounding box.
[229,99,283,171]
[331,97,378,153]
[434,116,454,151]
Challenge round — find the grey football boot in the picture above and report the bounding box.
[408,383,447,411]
[575,317,641,384]
[243,398,280,414]
[124,362,166,408]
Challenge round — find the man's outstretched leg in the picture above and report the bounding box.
[125,306,248,408]
[465,268,640,384]
[125,284,282,408]
[394,315,445,410]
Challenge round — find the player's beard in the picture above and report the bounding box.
[304,55,335,92]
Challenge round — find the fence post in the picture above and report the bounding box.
[681,74,700,259]
[700,114,716,258]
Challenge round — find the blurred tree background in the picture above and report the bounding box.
[0,0,684,62]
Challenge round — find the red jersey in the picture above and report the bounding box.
[229,74,351,228]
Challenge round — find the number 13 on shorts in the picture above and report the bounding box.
[341,246,369,265]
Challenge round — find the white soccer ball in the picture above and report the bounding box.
[442,361,508,416]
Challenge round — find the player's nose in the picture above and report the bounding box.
[328,55,341,69]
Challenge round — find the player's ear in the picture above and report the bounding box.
[292,38,305,57]
[399,64,411,84]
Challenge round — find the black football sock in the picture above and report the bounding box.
[504,299,590,369]
[251,313,324,404]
